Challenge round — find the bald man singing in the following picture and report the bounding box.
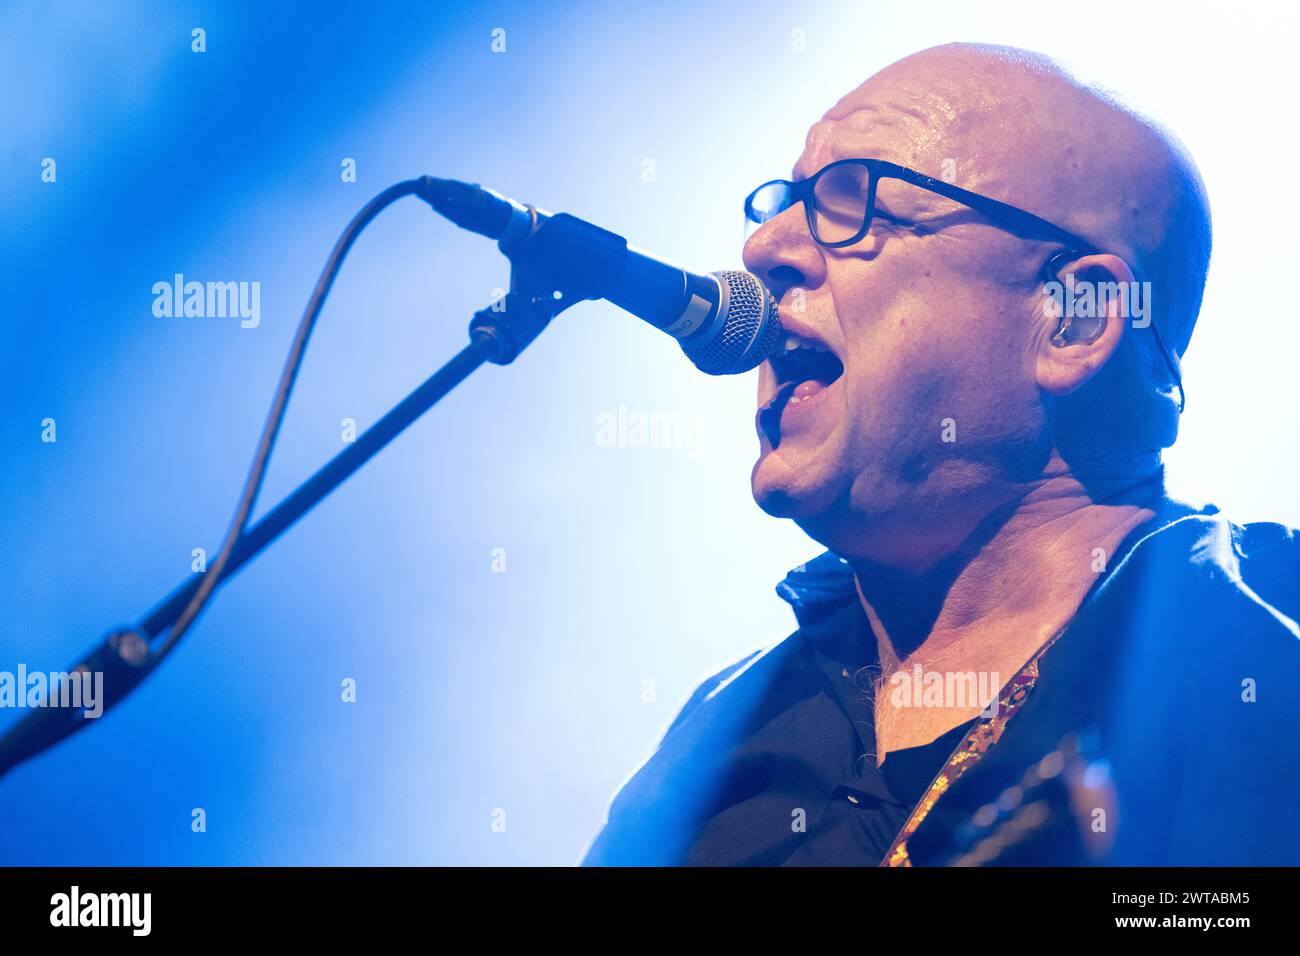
[583,44,1300,866]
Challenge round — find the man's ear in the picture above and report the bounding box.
[1035,253,1135,396]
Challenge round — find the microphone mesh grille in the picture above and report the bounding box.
[682,270,782,375]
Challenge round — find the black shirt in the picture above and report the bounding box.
[683,594,972,865]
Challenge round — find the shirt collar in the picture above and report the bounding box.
[775,550,858,627]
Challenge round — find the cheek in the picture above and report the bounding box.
[847,273,1028,376]
[837,300,950,412]
[835,289,1034,450]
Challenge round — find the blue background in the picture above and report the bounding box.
[2,0,1297,864]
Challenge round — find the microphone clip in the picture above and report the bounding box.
[471,211,632,365]
[500,211,629,307]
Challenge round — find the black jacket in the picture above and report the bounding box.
[583,503,1300,865]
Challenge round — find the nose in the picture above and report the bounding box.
[742,205,826,301]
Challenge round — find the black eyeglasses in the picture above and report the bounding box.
[744,157,1184,411]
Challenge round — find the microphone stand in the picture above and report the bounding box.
[0,203,601,779]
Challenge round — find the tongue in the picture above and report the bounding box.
[792,379,826,400]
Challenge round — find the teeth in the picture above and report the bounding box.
[782,332,827,354]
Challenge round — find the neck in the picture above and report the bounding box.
[848,467,1163,677]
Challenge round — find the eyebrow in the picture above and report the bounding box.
[790,152,886,183]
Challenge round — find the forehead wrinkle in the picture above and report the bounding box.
[793,117,846,179]
[800,104,952,180]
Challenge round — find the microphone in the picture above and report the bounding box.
[417,176,783,375]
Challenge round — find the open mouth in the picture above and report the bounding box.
[759,330,845,447]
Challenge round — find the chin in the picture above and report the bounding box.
[751,452,912,561]
[750,450,841,520]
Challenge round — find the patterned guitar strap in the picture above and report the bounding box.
[882,630,1065,867]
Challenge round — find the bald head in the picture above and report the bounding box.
[815,42,1211,359]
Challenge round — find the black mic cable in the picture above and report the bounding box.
[160,179,432,664]
[0,179,445,777]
